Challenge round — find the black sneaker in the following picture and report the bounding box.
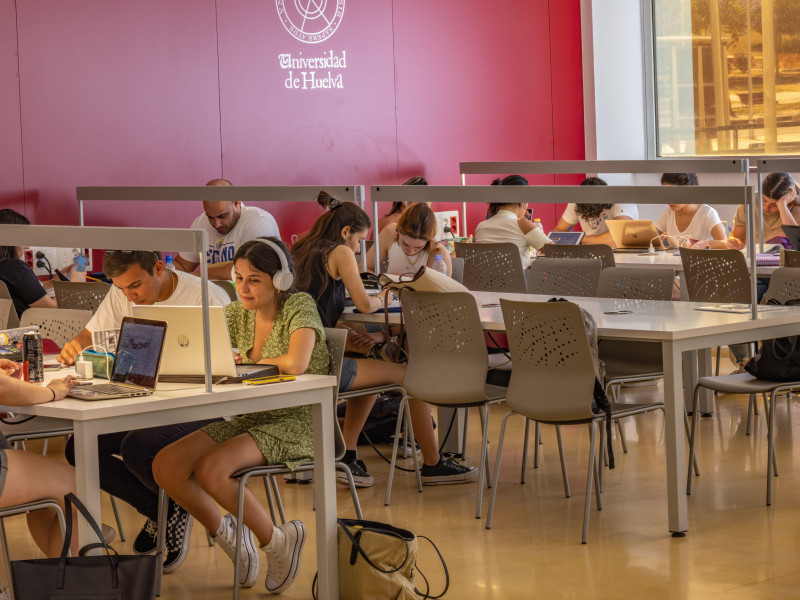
[162,504,194,574]
[132,518,158,555]
[337,459,374,488]
[421,457,478,485]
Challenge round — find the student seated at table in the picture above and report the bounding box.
[474,175,550,268]
[375,176,428,236]
[152,238,326,592]
[292,199,476,489]
[553,177,638,247]
[56,250,230,573]
[0,209,86,317]
[726,173,800,369]
[0,359,78,559]
[656,173,727,248]
[369,202,452,276]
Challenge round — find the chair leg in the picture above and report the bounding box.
[385,396,406,506]
[598,424,606,492]
[475,403,491,519]
[608,384,628,454]
[233,475,250,600]
[683,410,699,476]
[715,345,721,376]
[42,438,50,457]
[263,476,278,524]
[155,488,168,596]
[336,461,364,520]
[767,390,778,506]
[746,394,755,435]
[582,421,598,544]
[687,384,702,495]
[533,421,542,469]
[109,494,127,541]
[460,409,469,460]
[556,425,570,498]
[520,419,530,484]
[269,475,287,525]
[486,411,514,530]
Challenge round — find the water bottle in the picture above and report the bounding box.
[431,254,447,276]
[533,218,543,230]
[164,255,175,270]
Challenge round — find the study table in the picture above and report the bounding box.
[0,373,340,600]
[610,249,779,276]
[342,292,800,536]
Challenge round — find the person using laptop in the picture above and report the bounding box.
[56,250,231,572]
[153,238,328,592]
[656,173,727,248]
[0,359,79,559]
[553,177,638,247]
[293,201,477,490]
[172,178,281,280]
[474,175,551,267]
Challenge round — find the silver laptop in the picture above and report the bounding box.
[131,306,275,383]
[69,317,167,400]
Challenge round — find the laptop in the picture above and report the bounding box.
[131,305,277,383]
[606,219,667,252]
[69,317,167,400]
[548,231,585,245]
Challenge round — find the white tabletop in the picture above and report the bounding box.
[611,250,778,276]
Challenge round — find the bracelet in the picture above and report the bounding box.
[47,387,56,402]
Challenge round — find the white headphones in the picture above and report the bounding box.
[248,238,294,292]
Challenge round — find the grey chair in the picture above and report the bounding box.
[450,256,465,284]
[526,257,601,297]
[0,299,14,330]
[780,248,800,268]
[0,281,19,328]
[596,267,673,300]
[52,281,110,313]
[18,308,92,347]
[486,299,664,543]
[211,280,238,302]
[389,291,507,517]
[540,243,616,269]
[762,267,800,304]
[454,242,527,293]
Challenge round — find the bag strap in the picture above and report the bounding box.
[413,535,449,600]
[338,518,412,574]
[58,493,119,589]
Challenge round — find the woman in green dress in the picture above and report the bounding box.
[153,237,328,594]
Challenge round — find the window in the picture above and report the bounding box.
[653,0,800,156]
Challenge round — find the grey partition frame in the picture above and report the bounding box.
[372,183,759,317]
[76,185,368,269]
[0,225,217,392]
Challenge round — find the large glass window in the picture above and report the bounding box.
[654,0,800,156]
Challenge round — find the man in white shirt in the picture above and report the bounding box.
[56,250,230,569]
[173,178,281,280]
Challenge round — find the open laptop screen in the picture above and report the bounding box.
[111,317,167,388]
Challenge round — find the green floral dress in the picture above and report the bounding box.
[201,292,330,469]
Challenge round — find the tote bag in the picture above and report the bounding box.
[11,493,158,600]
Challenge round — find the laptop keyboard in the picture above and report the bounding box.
[87,383,147,396]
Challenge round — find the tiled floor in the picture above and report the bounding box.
[5,383,800,599]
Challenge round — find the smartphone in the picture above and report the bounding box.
[43,363,62,372]
[243,375,296,386]
[74,254,88,272]
[525,208,533,221]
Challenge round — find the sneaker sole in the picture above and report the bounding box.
[336,473,374,488]
[132,544,158,556]
[266,521,306,594]
[421,469,478,486]
[162,514,194,574]
[239,526,261,588]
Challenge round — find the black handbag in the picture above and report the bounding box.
[11,493,158,600]
[745,298,800,382]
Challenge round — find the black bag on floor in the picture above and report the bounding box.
[11,493,158,600]
[745,298,800,382]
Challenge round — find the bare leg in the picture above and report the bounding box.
[407,399,440,466]
[2,450,77,557]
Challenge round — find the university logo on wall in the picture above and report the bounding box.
[276,0,345,44]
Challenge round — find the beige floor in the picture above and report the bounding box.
[5,384,800,599]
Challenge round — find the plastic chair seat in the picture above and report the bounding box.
[697,372,800,394]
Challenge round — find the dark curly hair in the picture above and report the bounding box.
[574,177,611,220]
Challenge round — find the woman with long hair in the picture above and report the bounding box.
[293,195,476,488]
[375,176,428,235]
[728,172,800,250]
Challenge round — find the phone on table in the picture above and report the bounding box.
[43,363,62,372]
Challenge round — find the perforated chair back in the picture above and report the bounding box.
[526,257,601,297]
[19,308,92,347]
[763,268,800,304]
[401,291,490,405]
[454,242,527,293]
[0,299,14,330]
[450,257,465,284]
[679,248,752,303]
[596,267,673,300]
[500,299,596,422]
[211,280,238,302]
[780,248,800,268]
[52,281,110,313]
[322,327,348,461]
[0,281,19,328]
[540,243,616,269]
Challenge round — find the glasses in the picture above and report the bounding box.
[397,234,426,255]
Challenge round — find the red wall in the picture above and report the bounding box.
[0,0,584,239]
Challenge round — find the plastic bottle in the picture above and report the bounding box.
[431,254,447,276]
[533,218,543,230]
[164,255,175,270]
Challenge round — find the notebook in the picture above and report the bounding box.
[131,305,277,383]
[68,317,167,400]
[547,231,585,245]
[607,220,668,251]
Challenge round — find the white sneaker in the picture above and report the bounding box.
[215,513,260,588]
[264,520,306,594]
